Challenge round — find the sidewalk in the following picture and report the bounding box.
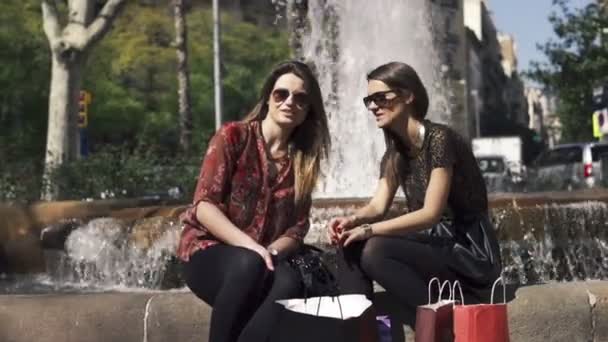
[0,281,606,342]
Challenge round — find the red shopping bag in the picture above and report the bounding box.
[415,278,454,342]
[453,278,510,342]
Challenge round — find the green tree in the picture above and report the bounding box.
[0,1,51,201]
[528,0,608,142]
[1,0,290,201]
[40,0,127,200]
[0,0,50,160]
[84,2,290,155]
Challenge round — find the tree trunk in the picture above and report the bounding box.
[41,0,127,200]
[42,55,84,199]
[174,0,193,152]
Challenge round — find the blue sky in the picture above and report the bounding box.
[489,0,592,72]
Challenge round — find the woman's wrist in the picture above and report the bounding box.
[360,223,374,239]
[350,213,361,226]
[238,236,261,251]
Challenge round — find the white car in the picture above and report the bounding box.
[476,155,514,193]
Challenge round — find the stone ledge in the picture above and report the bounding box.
[0,281,606,342]
[3,192,608,274]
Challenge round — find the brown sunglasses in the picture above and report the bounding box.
[271,88,309,107]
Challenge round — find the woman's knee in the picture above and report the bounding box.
[360,237,390,276]
[270,263,302,298]
[225,247,268,283]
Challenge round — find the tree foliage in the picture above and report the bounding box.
[0,0,290,201]
[528,0,608,142]
[0,0,50,161]
[81,1,290,153]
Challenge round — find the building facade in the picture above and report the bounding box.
[464,0,511,136]
[498,33,528,127]
[526,87,561,147]
[465,27,483,138]
[430,0,471,139]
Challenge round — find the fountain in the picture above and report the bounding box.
[292,0,449,197]
[1,0,608,294]
[1,1,608,340]
[2,194,608,294]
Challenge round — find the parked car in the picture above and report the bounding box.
[529,142,608,191]
[476,155,514,192]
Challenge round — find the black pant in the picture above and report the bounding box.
[183,244,302,342]
[337,236,461,327]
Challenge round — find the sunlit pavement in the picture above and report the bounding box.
[0,281,606,342]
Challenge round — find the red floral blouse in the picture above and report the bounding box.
[176,120,312,261]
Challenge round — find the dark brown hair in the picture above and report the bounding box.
[367,62,429,188]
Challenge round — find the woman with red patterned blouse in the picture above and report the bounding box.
[178,61,330,342]
[327,62,502,327]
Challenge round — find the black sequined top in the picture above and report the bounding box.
[380,120,488,222]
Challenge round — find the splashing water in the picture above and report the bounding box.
[45,218,181,290]
[496,202,608,284]
[2,200,607,293]
[286,0,449,198]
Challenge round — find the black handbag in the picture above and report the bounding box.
[287,245,340,297]
[271,246,379,342]
[429,215,502,287]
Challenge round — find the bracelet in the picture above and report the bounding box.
[361,223,373,239]
[268,247,278,256]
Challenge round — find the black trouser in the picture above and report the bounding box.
[337,236,461,327]
[183,244,302,342]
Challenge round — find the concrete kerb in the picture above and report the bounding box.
[586,280,608,341]
[0,292,153,342]
[508,282,592,342]
[0,281,607,342]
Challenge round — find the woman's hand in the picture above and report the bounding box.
[245,243,275,271]
[327,215,358,245]
[339,224,374,247]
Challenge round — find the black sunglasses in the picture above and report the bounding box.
[363,90,400,108]
[271,88,309,107]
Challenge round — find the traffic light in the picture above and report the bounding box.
[78,90,91,128]
[593,109,608,138]
[592,83,608,111]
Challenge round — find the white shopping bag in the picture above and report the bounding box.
[272,294,378,342]
[276,294,372,319]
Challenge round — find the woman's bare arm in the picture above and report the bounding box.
[371,166,452,235]
[196,201,275,270]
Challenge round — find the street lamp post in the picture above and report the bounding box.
[213,0,223,131]
[471,89,481,137]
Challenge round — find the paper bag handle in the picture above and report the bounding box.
[427,277,452,305]
[452,280,465,306]
[440,280,453,301]
[490,277,506,304]
[316,296,344,319]
[426,277,441,305]
[452,278,506,306]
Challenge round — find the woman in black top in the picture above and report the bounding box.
[327,61,502,325]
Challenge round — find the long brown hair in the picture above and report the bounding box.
[242,60,331,207]
[367,62,429,188]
